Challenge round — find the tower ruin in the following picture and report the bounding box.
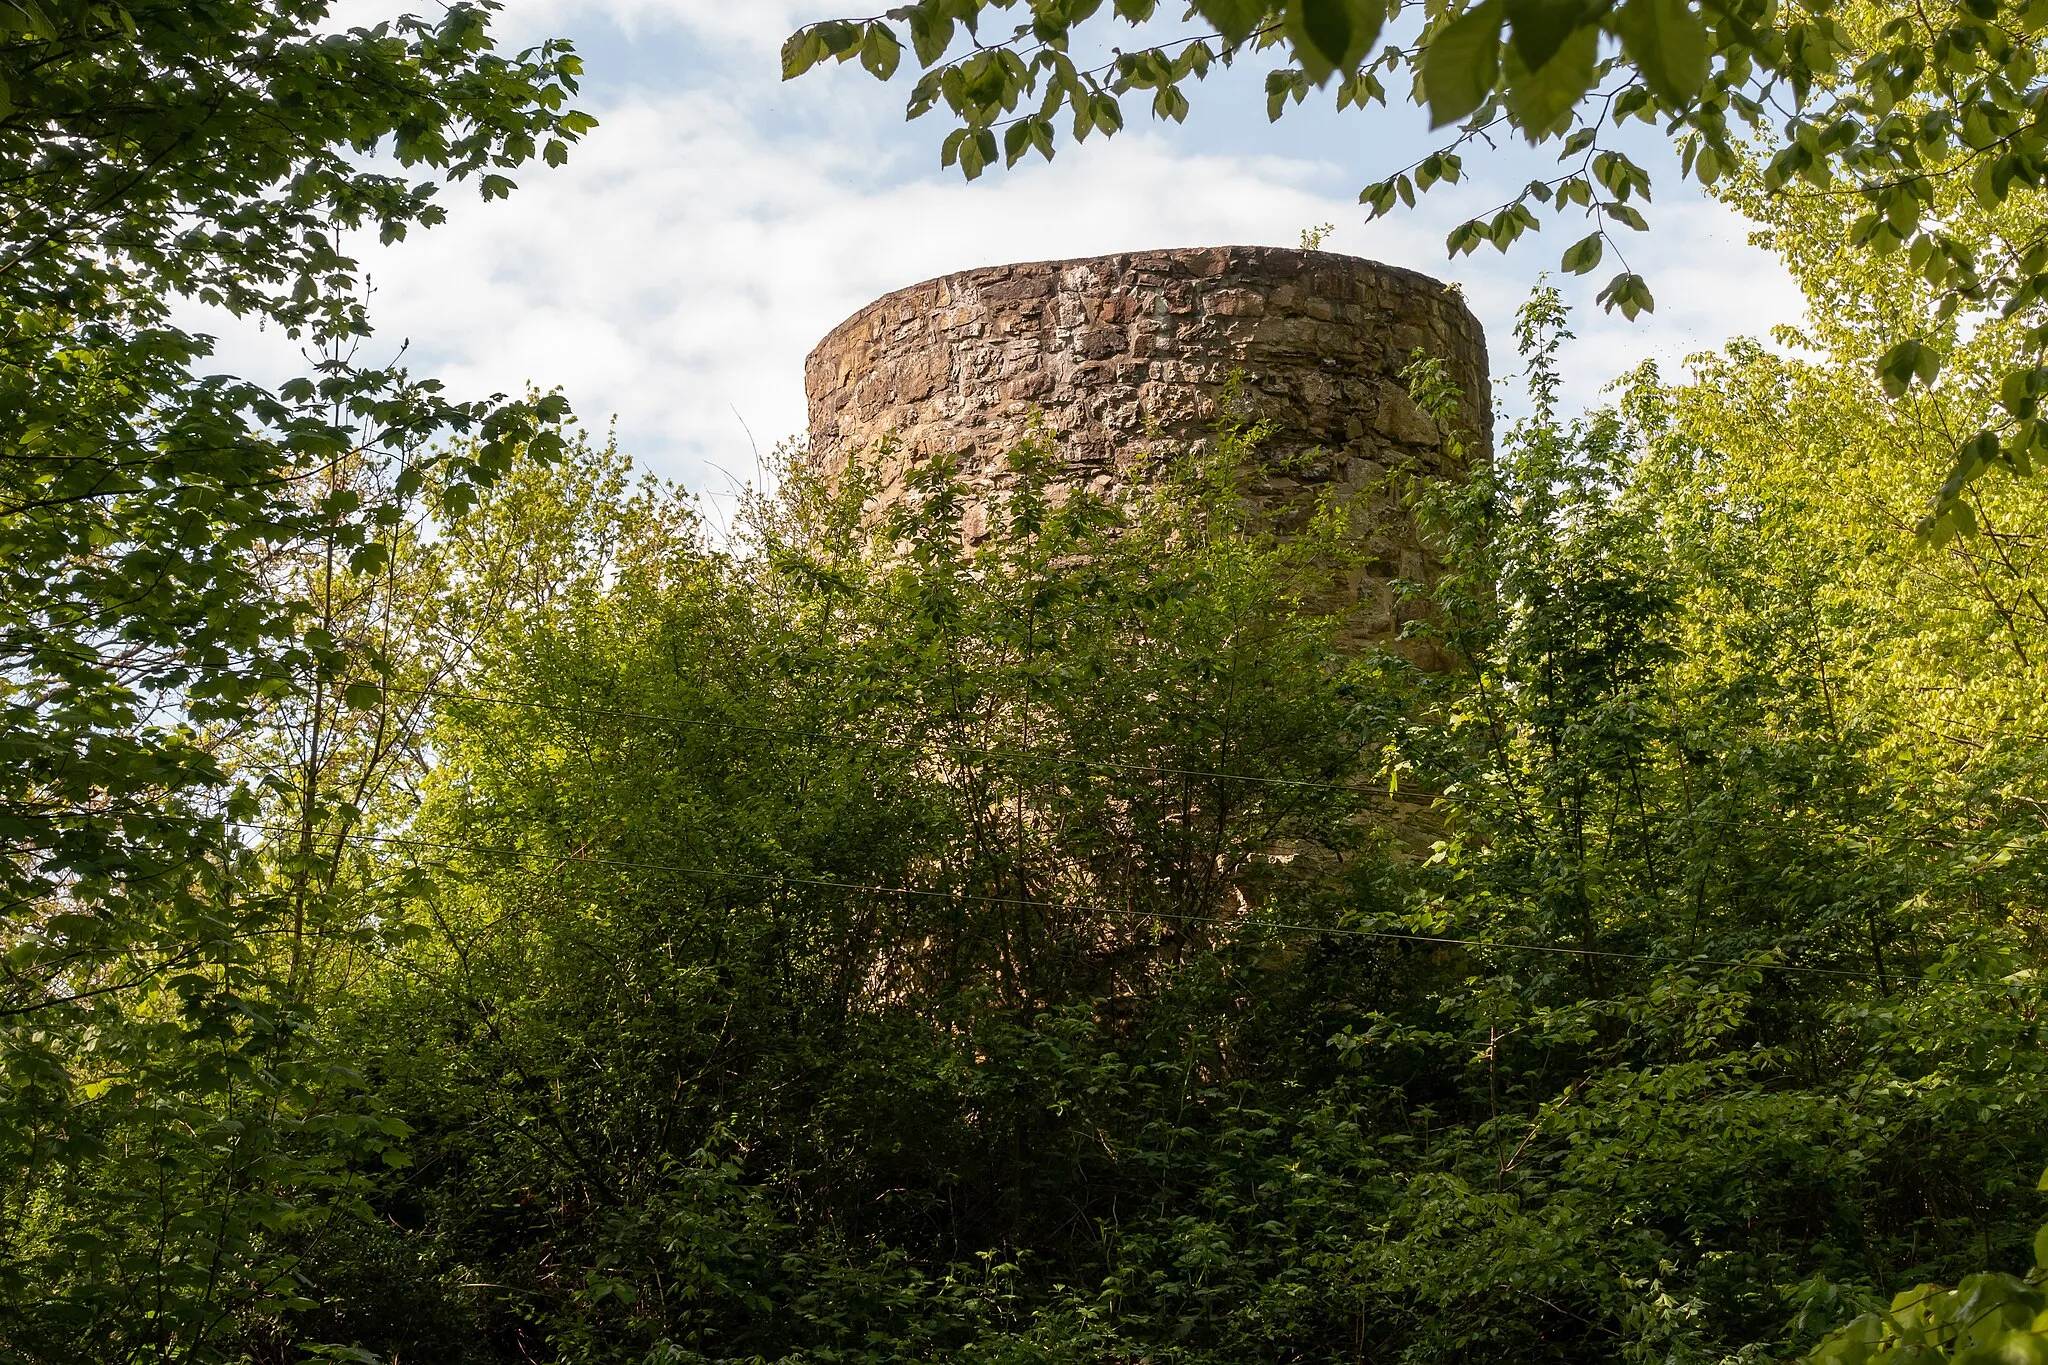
[803,245,1489,657]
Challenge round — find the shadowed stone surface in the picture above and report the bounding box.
[803,245,1490,657]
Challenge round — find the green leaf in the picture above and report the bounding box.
[1613,0,1709,104]
[1504,0,1594,73]
[347,541,391,576]
[1503,22,1598,138]
[860,25,903,80]
[906,9,955,66]
[1596,270,1655,318]
[1286,0,1388,83]
[1999,366,2048,418]
[1193,0,1271,45]
[1561,232,1604,273]
[0,0,57,39]
[1296,0,1353,72]
[781,27,829,80]
[1424,1,1506,128]
[1927,430,2003,531]
[1878,337,1941,397]
[1602,200,1648,230]
[1267,66,1311,119]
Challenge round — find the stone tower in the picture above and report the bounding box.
[803,245,1489,657]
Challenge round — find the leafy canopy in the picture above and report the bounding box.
[0,1,589,1357]
[785,0,2048,534]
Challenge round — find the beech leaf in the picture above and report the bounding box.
[1614,0,1710,104]
[1424,1,1506,128]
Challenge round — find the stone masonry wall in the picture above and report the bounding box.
[803,245,1490,658]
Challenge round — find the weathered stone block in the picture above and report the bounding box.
[803,245,1490,660]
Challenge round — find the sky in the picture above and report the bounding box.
[206,1,1809,510]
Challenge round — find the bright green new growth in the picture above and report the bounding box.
[0,1,590,1357]
[105,292,2035,1362]
[1807,1173,2048,1364]
[9,1,2048,1361]
[784,0,2048,533]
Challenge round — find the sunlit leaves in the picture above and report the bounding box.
[0,2,588,1351]
[1269,65,1313,118]
[1005,115,1059,164]
[1592,150,1652,201]
[1361,150,1460,217]
[1811,1174,2048,1358]
[908,3,961,65]
[1999,365,2048,419]
[863,24,904,79]
[1418,150,1464,188]
[781,20,856,79]
[786,0,2048,518]
[1447,201,1540,254]
[943,126,1000,177]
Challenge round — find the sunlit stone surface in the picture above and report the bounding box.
[805,245,1490,659]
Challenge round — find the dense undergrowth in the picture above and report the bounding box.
[12,2,2048,1360]
[14,278,2044,1362]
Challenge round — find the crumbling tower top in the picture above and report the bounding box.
[803,245,1490,656]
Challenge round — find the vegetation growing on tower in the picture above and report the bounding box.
[4,2,2048,1362]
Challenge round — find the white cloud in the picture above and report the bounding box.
[518,0,810,45]
[205,4,1806,508]
[344,92,1409,485]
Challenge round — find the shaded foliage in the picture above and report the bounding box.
[788,0,2048,528]
[250,305,2048,1363]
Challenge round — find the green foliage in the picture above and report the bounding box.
[13,11,2048,1361]
[785,0,2048,522]
[0,1,589,1358]
[1805,1173,2048,1364]
[218,307,2048,1363]
[300,419,1418,1362]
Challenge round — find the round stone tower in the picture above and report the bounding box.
[803,245,1489,656]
